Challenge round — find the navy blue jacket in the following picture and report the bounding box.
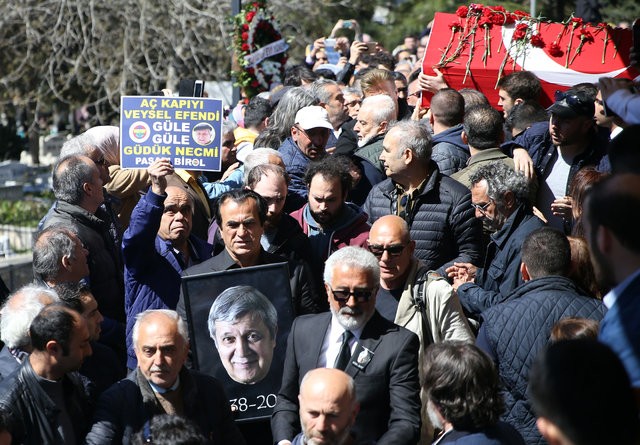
[437,422,525,444]
[457,205,545,317]
[363,162,482,275]
[431,124,470,177]
[122,189,212,369]
[279,137,313,212]
[515,121,610,194]
[477,275,606,445]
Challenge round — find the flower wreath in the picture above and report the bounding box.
[232,1,288,99]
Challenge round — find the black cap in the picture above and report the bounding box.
[548,90,595,119]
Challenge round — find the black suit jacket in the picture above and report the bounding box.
[271,311,421,445]
[177,249,325,318]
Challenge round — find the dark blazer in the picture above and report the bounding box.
[271,311,421,445]
[177,249,325,317]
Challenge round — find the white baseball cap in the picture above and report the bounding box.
[294,106,333,131]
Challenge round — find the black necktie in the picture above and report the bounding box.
[334,330,354,370]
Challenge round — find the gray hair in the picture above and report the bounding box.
[309,79,340,104]
[208,286,278,340]
[60,133,91,158]
[245,163,290,189]
[360,95,397,125]
[132,309,189,348]
[52,155,95,204]
[244,147,282,172]
[469,161,530,208]
[222,119,237,136]
[32,225,78,282]
[343,86,363,99]
[323,246,380,285]
[388,120,432,162]
[0,284,59,349]
[82,125,120,166]
[257,87,319,147]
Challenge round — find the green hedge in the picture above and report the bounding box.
[0,199,50,227]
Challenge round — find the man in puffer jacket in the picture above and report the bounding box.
[429,89,469,176]
[364,120,481,276]
[476,228,606,444]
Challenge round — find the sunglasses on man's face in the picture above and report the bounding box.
[328,285,375,303]
[367,244,407,258]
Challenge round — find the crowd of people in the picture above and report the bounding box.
[0,16,639,445]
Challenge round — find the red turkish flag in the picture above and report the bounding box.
[422,12,638,108]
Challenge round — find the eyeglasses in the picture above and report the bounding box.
[368,244,407,258]
[328,285,375,303]
[471,200,492,214]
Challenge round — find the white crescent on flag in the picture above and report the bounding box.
[501,23,629,86]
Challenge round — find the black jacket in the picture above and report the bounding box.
[363,162,482,274]
[0,359,93,445]
[477,276,606,444]
[85,367,244,445]
[178,249,325,316]
[41,200,125,323]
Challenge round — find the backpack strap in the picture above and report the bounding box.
[412,270,444,348]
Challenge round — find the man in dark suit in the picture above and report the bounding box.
[271,246,421,445]
[177,189,324,318]
[583,174,640,389]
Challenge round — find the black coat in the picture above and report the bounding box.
[477,276,606,444]
[271,311,421,445]
[84,367,244,445]
[0,359,93,445]
[363,162,482,274]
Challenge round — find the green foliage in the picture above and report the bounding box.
[0,199,50,226]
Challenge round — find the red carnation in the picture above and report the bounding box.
[504,14,515,25]
[242,24,249,31]
[580,29,594,42]
[530,34,545,48]
[252,2,259,7]
[245,11,256,22]
[513,10,530,18]
[251,80,259,87]
[489,13,504,25]
[449,21,462,31]
[478,16,492,28]
[492,5,506,12]
[512,23,528,40]
[241,43,250,51]
[570,17,583,27]
[241,32,249,40]
[549,42,564,57]
[247,67,255,74]
[456,6,468,17]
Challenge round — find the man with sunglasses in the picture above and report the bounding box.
[279,105,333,212]
[272,247,421,445]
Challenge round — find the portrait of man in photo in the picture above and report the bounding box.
[193,122,215,146]
[208,285,277,385]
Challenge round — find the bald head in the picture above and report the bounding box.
[368,215,415,289]
[369,215,411,243]
[299,368,359,445]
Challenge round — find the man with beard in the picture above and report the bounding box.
[291,156,370,279]
[279,106,333,212]
[447,162,545,319]
[293,368,360,445]
[583,174,640,388]
[516,89,609,232]
[271,247,421,445]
